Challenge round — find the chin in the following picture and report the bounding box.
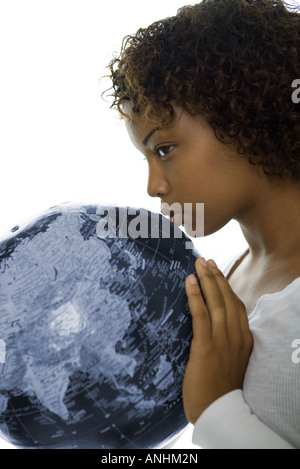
[183,220,226,238]
[181,222,204,239]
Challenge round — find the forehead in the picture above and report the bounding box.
[124,99,176,140]
[126,103,188,148]
[127,115,160,148]
[126,105,209,150]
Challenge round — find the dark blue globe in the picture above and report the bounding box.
[0,203,197,449]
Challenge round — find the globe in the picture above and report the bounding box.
[0,203,198,449]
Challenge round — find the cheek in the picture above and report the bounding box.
[199,180,247,235]
[174,159,217,201]
[171,143,244,204]
[180,165,242,233]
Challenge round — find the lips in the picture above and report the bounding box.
[171,212,184,226]
[160,204,183,226]
[160,205,172,217]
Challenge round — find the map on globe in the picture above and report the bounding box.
[0,203,198,449]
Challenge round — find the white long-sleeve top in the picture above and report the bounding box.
[192,249,300,449]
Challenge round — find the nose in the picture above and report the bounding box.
[147,160,170,199]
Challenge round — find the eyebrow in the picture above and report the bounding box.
[143,127,161,146]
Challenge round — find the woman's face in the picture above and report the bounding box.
[127,104,265,237]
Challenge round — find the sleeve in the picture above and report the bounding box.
[192,390,294,449]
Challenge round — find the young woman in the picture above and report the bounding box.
[106,0,300,448]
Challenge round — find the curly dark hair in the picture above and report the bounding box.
[106,0,300,181]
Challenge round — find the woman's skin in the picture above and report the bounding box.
[127,103,300,424]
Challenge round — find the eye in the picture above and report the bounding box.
[155,145,175,160]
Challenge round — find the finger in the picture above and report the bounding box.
[194,258,227,338]
[193,270,206,305]
[185,273,212,340]
[206,259,250,335]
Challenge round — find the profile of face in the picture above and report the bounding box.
[127,104,265,237]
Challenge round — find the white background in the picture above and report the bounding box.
[3,0,292,450]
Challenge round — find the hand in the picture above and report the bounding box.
[182,257,253,425]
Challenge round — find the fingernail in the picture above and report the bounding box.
[199,258,207,267]
[189,274,198,285]
[207,259,218,268]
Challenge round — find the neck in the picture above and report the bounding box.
[236,176,300,262]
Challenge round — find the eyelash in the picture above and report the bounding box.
[155,145,175,159]
[142,145,175,162]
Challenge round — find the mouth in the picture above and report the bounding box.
[160,203,185,227]
[170,211,174,225]
[161,208,182,226]
[161,202,204,236]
